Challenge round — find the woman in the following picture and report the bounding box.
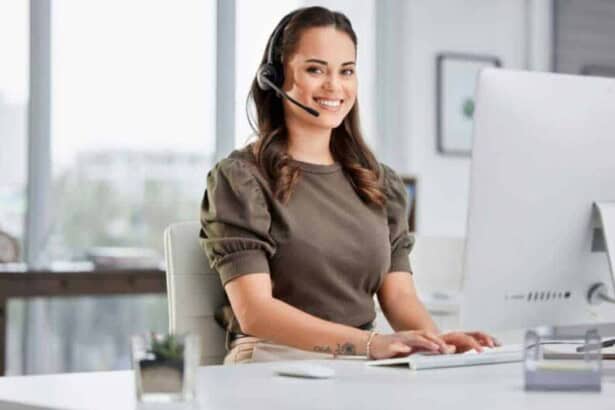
[200,6,496,364]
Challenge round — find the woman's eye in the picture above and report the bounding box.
[341,68,355,76]
[307,66,324,74]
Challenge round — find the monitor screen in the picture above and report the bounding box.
[461,68,615,332]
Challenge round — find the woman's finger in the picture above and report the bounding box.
[445,332,483,352]
[460,334,483,352]
[389,342,411,355]
[419,331,449,353]
[467,331,496,348]
[400,334,440,352]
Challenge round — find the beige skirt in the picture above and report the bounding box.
[224,336,360,365]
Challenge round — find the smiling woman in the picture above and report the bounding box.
[199,6,498,365]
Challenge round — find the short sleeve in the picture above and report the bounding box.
[381,164,415,273]
[199,158,276,285]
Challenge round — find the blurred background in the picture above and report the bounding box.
[0,0,613,375]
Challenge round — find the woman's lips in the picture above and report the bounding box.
[313,97,343,112]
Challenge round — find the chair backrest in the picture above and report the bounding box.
[163,221,227,365]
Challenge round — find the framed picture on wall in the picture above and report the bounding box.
[436,53,502,156]
[400,175,417,233]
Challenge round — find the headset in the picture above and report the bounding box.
[255,12,320,117]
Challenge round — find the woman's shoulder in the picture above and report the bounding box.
[377,162,409,206]
[377,162,403,188]
[211,144,261,178]
[209,144,272,195]
[216,144,256,167]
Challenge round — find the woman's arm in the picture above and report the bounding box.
[376,271,439,333]
[225,272,446,357]
[225,273,371,356]
[377,272,497,351]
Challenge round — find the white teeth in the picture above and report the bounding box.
[315,98,341,107]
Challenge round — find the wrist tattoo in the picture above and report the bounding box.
[313,345,333,354]
[313,343,357,355]
[334,342,357,356]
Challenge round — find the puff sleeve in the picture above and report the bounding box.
[199,158,276,285]
[382,164,415,273]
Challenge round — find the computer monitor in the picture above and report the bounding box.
[461,68,615,332]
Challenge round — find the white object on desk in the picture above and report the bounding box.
[365,344,524,370]
[274,363,336,379]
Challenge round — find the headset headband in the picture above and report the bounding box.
[266,13,295,66]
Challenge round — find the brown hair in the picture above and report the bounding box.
[247,6,385,207]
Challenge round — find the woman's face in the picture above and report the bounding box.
[281,26,357,130]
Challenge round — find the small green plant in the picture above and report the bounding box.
[462,98,475,119]
[149,333,184,362]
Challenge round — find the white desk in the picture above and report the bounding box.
[0,360,614,410]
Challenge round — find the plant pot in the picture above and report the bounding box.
[132,332,200,402]
[138,358,185,394]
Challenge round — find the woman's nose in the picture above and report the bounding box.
[323,74,342,91]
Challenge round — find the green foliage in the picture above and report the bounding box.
[149,333,184,361]
[462,98,475,119]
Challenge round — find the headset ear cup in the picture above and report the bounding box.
[256,63,280,91]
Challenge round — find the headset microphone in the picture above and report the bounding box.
[256,11,320,118]
[259,74,320,117]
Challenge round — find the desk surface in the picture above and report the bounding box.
[0,360,614,410]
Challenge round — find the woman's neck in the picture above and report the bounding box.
[286,124,335,165]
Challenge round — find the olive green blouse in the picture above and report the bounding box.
[199,145,414,335]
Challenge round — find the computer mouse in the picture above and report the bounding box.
[274,362,336,379]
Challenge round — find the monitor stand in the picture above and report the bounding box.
[587,201,615,305]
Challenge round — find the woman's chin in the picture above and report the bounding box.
[311,113,345,129]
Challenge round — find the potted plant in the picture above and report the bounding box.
[135,333,186,397]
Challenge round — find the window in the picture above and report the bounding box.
[0,0,28,262]
[49,0,216,262]
[7,295,167,375]
[6,0,216,375]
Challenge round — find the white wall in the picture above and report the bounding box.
[399,0,549,236]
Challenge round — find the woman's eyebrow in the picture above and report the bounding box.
[304,58,356,66]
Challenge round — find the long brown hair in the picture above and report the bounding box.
[247,6,385,207]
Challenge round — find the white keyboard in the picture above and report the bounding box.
[365,344,524,370]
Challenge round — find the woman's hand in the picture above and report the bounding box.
[440,331,500,353]
[369,330,455,360]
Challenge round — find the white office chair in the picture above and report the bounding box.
[163,221,227,365]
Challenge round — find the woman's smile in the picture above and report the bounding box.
[313,97,344,112]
